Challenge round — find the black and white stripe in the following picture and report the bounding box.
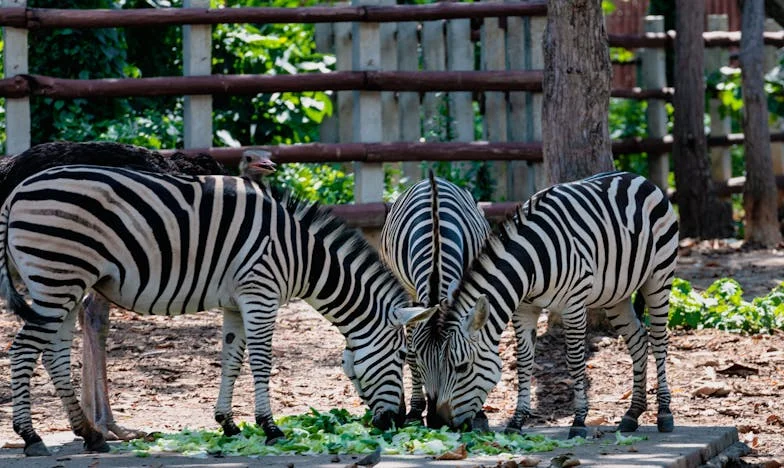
[422,171,679,437]
[0,165,429,456]
[380,172,491,426]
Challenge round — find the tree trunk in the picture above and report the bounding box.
[542,0,615,186]
[542,0,613,332]
[672,0,735,239]
[740,0,782,247]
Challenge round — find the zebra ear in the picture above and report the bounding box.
[464,295,489,338]
[392,305,438,327]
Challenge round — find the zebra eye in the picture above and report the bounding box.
[455,362,469,374]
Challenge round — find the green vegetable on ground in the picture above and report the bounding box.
[116,408,585,458]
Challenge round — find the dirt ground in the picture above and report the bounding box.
[1,241,783,465]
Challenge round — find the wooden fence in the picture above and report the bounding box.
[1,2,783,225]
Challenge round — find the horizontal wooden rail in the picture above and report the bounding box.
[158,132,784,167]
[0,6,781,50]
[0,3,547,29]
[328,201,520,228]
[0,72,674,100]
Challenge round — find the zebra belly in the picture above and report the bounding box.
[94,280,234,316]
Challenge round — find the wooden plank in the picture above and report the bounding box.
[397,20,421,183]
[643,15,670,191]
[705,14,732,198]
[506,1,530,201]
[334,18,353,143]
[183,0,212,149]
[2,0,29,155]
[422,19,447,145]
[352,0,384,203]
[482,1,508,201]
[315,22,338,144]
[447,18,475,180]
[528,13,546,193]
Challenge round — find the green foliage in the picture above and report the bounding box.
[707,55,784,124]
[609,98,650,176]
[669,278,784,334]
[118,407,585,458]
[269,163,353,204]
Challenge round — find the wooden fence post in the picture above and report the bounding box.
[528,13,546,192]
[423,19,447,145]
[335,4,354,145]
[2,0,30,155]
[482,0,509,201]
[705,14,732,198]
[507,1,531,201]
[352,0,384,204]
[315,22,338,144]
[642,16,669,191]
[397,20,421,184]
[183,0,212,150]
[447,18,475,179]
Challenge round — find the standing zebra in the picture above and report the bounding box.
[380,171,491,428]
[0,141,228,442]
[0,165,432,456]
[413,172,678,438]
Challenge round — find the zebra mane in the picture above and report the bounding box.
[268,186,407,297]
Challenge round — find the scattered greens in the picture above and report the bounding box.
[669,278,784,334]
[117,408,585,458]
[612,431,646,446]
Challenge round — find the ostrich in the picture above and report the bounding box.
[0,141,228,440]
[238,149,276,182]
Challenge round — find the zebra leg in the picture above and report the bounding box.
[405,348,426,425]
[505,303,541,434]
[10,322,56,456]
[214,309,247,437]
[641,283,674,432]
[604,298,648,433]
[561,306,589,439]
[241,304,285,444]
[41,306,109,453]
[80,293,146,441]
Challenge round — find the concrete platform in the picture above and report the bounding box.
[0,425,740,467]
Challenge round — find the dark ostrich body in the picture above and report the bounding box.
[1,141,227,441]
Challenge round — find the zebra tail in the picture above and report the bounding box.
[426,169,442,307]
[0,205,47,325]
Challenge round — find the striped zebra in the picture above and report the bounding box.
[414,171,678,438]
[0,165,432,456]
[380,171,491,427]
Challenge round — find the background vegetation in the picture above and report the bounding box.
[0,0,782,209]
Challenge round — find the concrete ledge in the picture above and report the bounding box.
[0,425,739,468]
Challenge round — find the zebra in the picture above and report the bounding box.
[0,165,433,456]
[411,171,679,438]
[380,171,491,428]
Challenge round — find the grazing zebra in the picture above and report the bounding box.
[413,171,679,438]
[0,141,228,442]
[0,165,432,456]
[380,171,491,428]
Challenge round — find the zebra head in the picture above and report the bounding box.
[431,294,502,430]
[342,305,437,430]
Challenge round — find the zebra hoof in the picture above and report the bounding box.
[471,411,490,433]
[657,414,674,433]
[24,441,51,457]
[404,409,424,426]
[85,439,111,453]
[265,427,285,446]
[221,421,241,437]
[617,415,639,433]
[567,426,587,439]
[504,425,523,435]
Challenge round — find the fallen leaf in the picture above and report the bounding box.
[717,363,759,377]
[766,414,784,426]
[436,444,467,461]
[517,457,541,467]
[619,389,632,400]
[692,383,730,397]
[482,405,501,413]
[760,461,782,468]
[585,416,609,426]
